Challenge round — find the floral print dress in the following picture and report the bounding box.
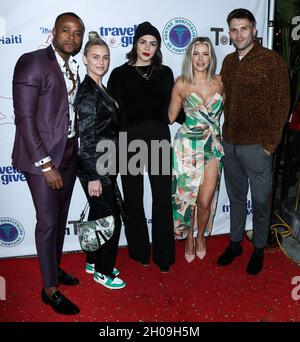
[172,92,224,236]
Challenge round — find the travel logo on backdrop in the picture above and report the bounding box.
[99,25,137,48]
[163,18,197,54]
[0,217,25,247]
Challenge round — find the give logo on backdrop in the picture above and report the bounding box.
[0,166,26,185]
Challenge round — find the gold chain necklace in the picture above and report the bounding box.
[135,65,153,81]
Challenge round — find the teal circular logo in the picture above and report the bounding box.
[163,18,197,54]
[0,217,25,247]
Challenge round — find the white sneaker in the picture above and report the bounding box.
[93,271,126,289]
[85,263,119,276]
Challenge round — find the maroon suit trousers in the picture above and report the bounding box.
[24,137,77,288]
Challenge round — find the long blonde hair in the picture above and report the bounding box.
[181,37,216,83]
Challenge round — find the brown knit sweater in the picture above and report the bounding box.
[221,42,290,153]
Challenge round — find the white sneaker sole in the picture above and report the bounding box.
[94,277,126,290]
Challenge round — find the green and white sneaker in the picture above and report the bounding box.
[85,263,94,274]
[85,263,119,276]
[93,271,126,289]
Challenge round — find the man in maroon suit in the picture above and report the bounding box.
[12,12,85,315]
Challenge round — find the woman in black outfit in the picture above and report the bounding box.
[107,22,175,272]
[75,32,125,289]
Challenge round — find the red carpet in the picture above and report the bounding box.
[1,234,300,322]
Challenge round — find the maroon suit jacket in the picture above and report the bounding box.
[12,45,72,174]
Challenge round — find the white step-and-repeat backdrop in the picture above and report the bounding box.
[0,0,269,257]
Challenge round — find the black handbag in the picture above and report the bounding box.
[77,202,115,252]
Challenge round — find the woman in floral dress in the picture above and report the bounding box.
[168,37,224,262]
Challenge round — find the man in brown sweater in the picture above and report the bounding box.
[217,8,290,275]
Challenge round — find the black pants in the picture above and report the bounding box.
[121,121,175,269]
[79,177,121,276]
